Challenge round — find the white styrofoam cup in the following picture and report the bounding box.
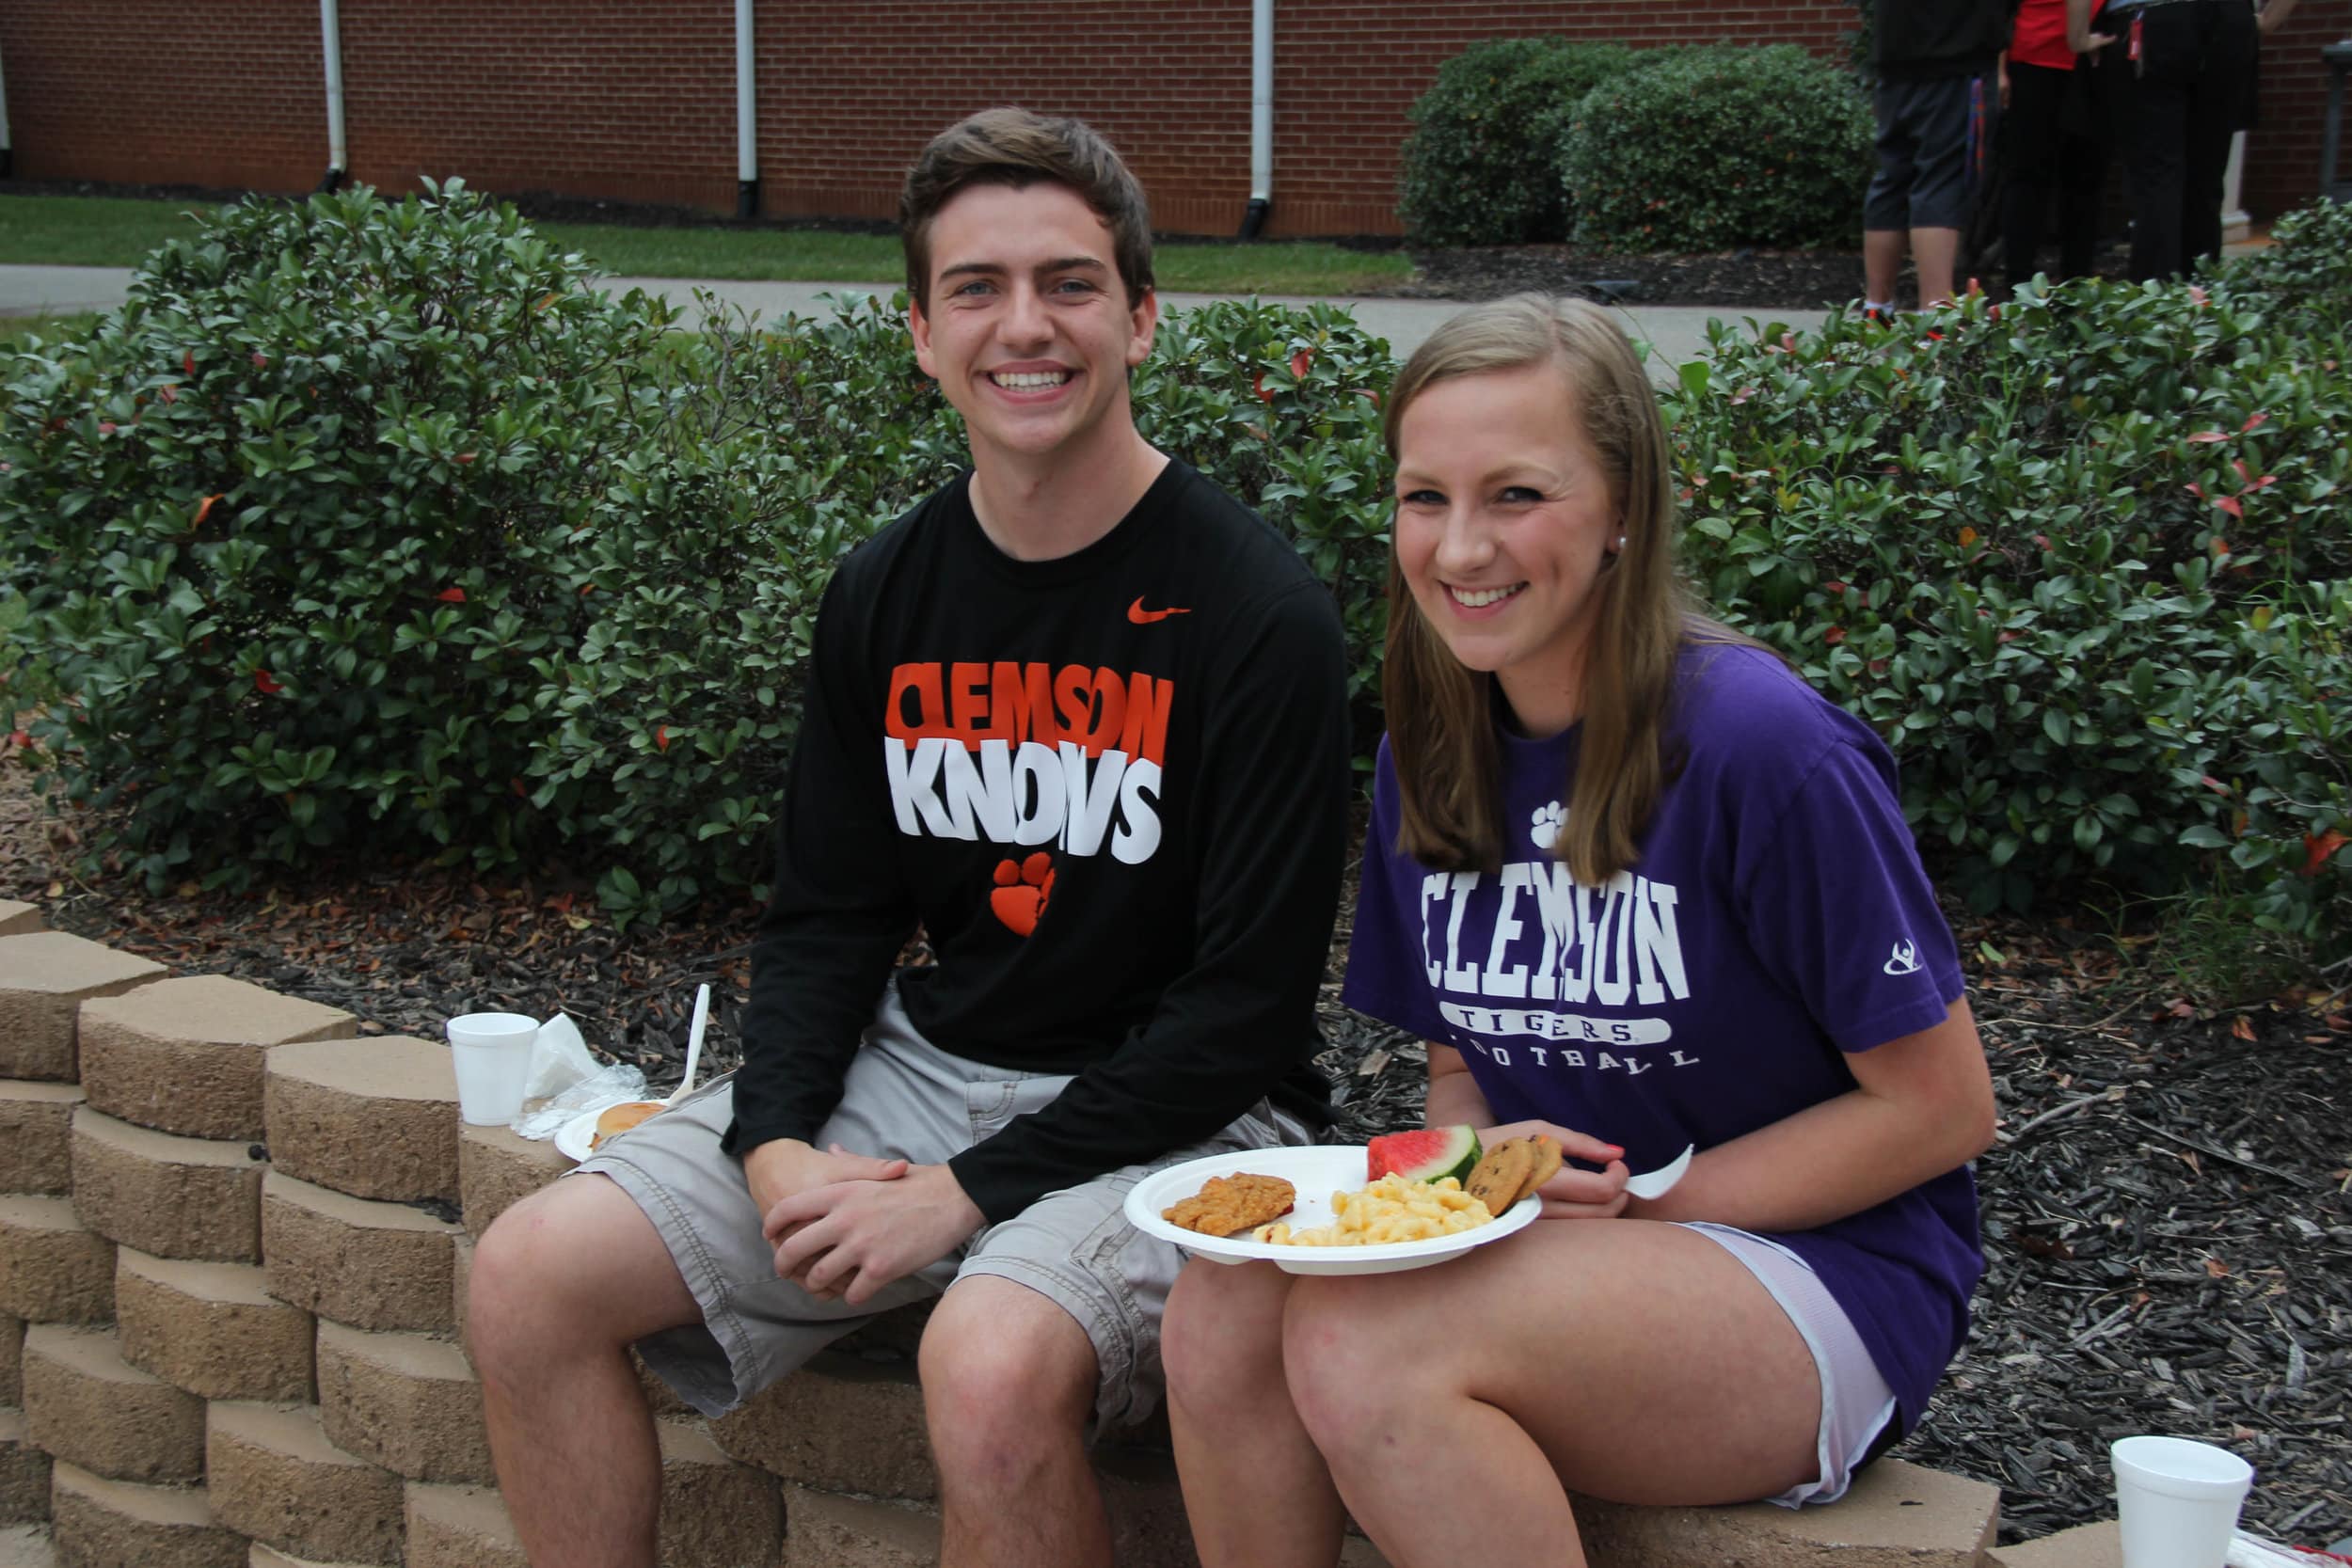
[2111,1435,2253,1568]
[447,1011,539,1126]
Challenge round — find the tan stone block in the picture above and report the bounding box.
[47,1461,242,1568]
[79,976,352,1141]
[1573,1457,2001,1568]
[402,1483,526,1568]
[20,1325,202,1484]
[456,1124,568,1238]
[714,1361,934,1498]
[1,1410,49,1526]
[248,1546,367,1568]
[0,1085,82,1196]
[68,1108,263,1262]
[0,905,40,940]
[655,1419,781,1568]
[780,1489,939,1568]
[265,1038,458,1203]
[0,1522,56,1568]
[116,1250,312,1402]
[262,1172,458,1336]
[0,937,163,1084]
[1987,1520,2122,1568]
[1,1315,19,1404]
[207,1402,403,1566]
[0,1200,113,1324]
[314,1322,489,1484]
[448,1233,470,1343]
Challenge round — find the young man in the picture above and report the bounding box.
[467,109,1352,1568]
[1864,0,2010,311]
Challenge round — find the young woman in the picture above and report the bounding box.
[1162,295,1997,1568]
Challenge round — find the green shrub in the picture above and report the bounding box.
[1564,44,1872,252]
[0,180,688,890]
[0,181,1399,918]
[1667,209,2352,941]
[1398,38,1637,247]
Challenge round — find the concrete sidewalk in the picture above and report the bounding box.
[0,262,1826,377]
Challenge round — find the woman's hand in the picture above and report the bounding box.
[1478,1118,1631,1220]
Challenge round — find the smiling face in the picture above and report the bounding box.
[907,181,1158,471]
[1392,359,1622,736]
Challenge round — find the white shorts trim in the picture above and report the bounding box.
[1679,1221,1899,1508]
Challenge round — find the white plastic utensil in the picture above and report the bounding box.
[666,984,710,1106]
[1622,1144,1694,1201]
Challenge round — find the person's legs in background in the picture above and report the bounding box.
[1865,79,1920,311]
[2180,0,2257,271]
[2004,61,2072,287]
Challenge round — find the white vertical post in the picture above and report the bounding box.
[1249,0,1273,206]
[2221,129,2250,244]
[735,0,757,216]
[0,34,14,178]
[320,0,347,180]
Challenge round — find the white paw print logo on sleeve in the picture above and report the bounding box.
[1530,800,1565,849]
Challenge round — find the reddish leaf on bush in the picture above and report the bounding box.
[1957,526,1979,547]
[2188,285,2210,307]
[655,726,672,752]
[2214,496,2243,519]
[1290,349,1312,379]
[2185,483,2206,499]
[2240,412,2267,434]
[2213,538,2232,556]
[1824,626,1846,645]
[251,351,268,368]
[1252,372,1272,404]
[159,385,178,404]
[436,587,468,603]
[2199,776,2232,795]
[8,730,29,750]
[454,451,477,466]
[254,670,283,694]
[191,494,223,530]
[97,421,117,436]
[2301,830,2347,879]
[2186,430,2229,444]
[182,350,196,377]
[1824,580,1847,596]
[511,778,529,799]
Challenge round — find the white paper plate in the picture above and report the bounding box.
[552,1102,667,1164]
[1123,1145,1541,1275]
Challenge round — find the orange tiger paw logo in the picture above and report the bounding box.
[990,851,1056,937]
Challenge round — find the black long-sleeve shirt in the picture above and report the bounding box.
[723,459,1351,1224]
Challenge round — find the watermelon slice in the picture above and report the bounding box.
[1365,1125,1482,1186]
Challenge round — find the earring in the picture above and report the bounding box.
[1614,534,1628,550]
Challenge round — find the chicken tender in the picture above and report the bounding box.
[1162,1172,1297,1237]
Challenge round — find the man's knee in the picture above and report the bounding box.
[469,1177,694,1379]
[919,1280,1097,1474]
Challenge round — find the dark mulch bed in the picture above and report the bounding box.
[3,767,2344,1550]
[1388,245,1870,310]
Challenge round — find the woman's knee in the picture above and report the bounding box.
[1165,1260,1290,1409]
[1279,1276,1429,1443]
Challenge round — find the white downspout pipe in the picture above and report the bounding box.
[1241,0,1272,237]
[1,35,15,180]
[735,0,758,217]
[318,0,347,190]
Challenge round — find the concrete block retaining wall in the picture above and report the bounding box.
[0,895,2019,1567]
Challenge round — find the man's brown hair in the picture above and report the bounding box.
[899,108,1154,311]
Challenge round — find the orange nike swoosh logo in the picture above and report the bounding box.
[1128,597,1192,624]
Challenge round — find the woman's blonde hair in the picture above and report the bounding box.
[1382,293,1715,884]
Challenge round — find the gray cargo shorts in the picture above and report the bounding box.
[573,980,1315,1432]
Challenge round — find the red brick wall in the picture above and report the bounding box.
[2244,4,2342,224]
[2,0,2340,234]
[0,0,322,193]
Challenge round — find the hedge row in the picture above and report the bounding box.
[6,184,2349,950]
[0,182,1389,925]
[1399,40,1872,252]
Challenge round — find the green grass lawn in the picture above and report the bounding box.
[0,193,1414,296]
[0,312,99,352]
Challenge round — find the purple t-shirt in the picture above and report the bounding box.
[1343,641,1981,1433]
